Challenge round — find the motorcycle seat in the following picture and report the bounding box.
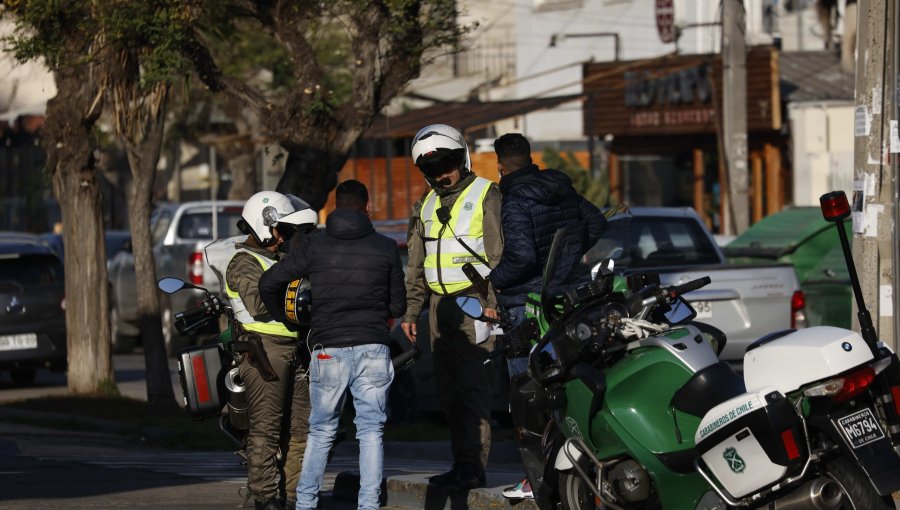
[669,361,746,418]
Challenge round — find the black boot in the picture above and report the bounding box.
[428,465,460,486]
[456,463,486,490]
[255,499,286,510]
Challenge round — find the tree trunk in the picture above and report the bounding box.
[226,151,256,200]
[275,143,348,210]
[123,95,176,406]
[43,67,115,394]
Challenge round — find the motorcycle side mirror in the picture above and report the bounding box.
[456,296,484,319]
[663,297,697,325]
[158,277,192,294]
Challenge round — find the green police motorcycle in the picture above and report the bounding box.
[459,202,900,509]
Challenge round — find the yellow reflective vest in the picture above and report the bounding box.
[224,249,295,338]
[420,176,492,295]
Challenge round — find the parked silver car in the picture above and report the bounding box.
[108,201,245,355]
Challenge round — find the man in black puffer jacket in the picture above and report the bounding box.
[489,133,606,500]
[258,179,406,510]
[490,134,606,315]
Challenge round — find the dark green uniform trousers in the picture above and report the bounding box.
[240,336,311,504]
[429,293,495,474]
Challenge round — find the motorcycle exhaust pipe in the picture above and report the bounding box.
[768,478,843,510]
[224,368,249,430]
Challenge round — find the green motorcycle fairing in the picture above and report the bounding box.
[562,326,720,509]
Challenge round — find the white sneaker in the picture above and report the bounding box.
[502,478,534,499]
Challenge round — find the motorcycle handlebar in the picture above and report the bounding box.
[174,300,219,335]
[671,276,711,297]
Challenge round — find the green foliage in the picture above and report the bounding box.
[3,0,196,88]
[2,0,94,69]
[541,147,609,208]
[96,378,122,397]
[97,1,196,89]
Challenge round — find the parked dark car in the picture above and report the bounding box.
[0,232,66,384]
[38,230,133,265]
[38,230,134,353]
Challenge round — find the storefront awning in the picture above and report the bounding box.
[364,94,584,139]
[779,51,854,103]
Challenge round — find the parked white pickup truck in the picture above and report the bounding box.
[108,201,245,355]
[586,207,805,362]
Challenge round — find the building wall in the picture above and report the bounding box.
[789,102,854,207]
[512,0,782,143]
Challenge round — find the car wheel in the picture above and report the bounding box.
[110,301,136,354]
[10,367,37,384]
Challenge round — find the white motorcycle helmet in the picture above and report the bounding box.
[411,124,471,186]
[238,191,317,247]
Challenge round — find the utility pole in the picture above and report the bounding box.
[722,0,749,235]
[852,0,897,348]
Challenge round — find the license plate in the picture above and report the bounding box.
[838,408,885,448]
[0,333,38,351]
[693,300,713,319]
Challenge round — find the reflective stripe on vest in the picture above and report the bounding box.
[421,177,492,294]
[224,249,295,338]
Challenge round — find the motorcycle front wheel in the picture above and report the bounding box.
[559,466,598,510]
[824,457,893,509]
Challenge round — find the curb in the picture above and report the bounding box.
[386,474,539,510]
[333,440,521,464]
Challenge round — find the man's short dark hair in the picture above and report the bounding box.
[494,133,533,169]
[335,179,369,211]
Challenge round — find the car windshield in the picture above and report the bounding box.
[0,254,63,285]
[582,213,720,271]
[177,209,244,239]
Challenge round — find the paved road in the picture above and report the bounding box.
[0,420,527,510]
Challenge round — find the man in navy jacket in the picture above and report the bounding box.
[489,133,606,499]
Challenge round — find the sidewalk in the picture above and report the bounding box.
[332,440,538,510]
[0,406,537,510]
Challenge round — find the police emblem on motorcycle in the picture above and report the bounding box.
[842,342,852,352]
[723,447,745,473]
[464,202,473,211]
[565,416,583,439]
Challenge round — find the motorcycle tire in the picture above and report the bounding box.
[824,457,893,509]
[559,468,594,510]
[559,459,604,510]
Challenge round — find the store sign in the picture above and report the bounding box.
[583,47,781,136]
[624,64,714,128]
[624,64,712,107]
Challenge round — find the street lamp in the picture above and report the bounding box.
[549,32,621,61]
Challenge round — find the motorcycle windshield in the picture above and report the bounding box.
[579,210,635,275]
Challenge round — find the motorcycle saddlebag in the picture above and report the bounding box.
[694,387,807,500]
[177,343,228,420]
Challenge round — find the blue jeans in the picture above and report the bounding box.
[296,343,394,510]
[505,305,529,378]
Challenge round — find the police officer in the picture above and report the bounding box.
[227,191,316,510]
[401,124,503,489]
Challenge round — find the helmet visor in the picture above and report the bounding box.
[417,148,465,178]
